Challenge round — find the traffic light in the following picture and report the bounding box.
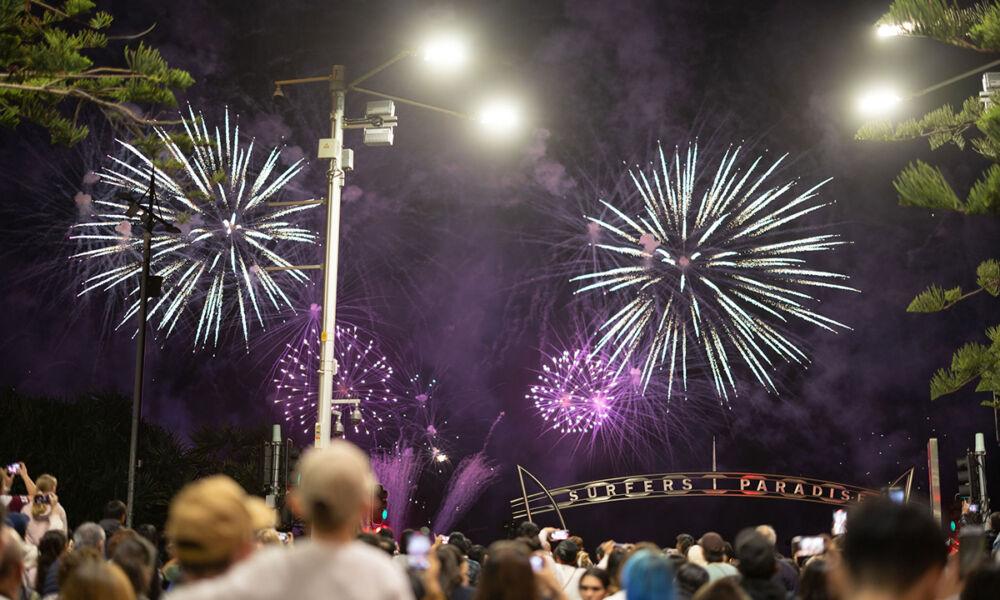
[957,454,974,498]
[372,484,388,525]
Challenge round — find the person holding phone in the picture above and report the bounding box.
[22,473,67,545]
[1,461,37,515]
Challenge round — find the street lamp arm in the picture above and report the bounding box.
[274,75,331,87]
[912,56,1000,99]
[347,49,416,88]
[350,85,473,121]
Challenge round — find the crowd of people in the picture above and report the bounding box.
[2,444,999,600]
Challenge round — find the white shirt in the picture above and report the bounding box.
[551,562,584,600]
[166,540,414,600]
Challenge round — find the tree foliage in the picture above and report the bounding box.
[0,389,274,529]
[858,0,1000,402]
[0,0,194,145]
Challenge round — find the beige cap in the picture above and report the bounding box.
[245,496,277,532]
[295,440,376,530]
[165,475,253,568]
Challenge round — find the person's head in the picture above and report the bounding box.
[61,559,136,600]
[35,529,69,590]
[621,549,676,600]
[691,577,751,600]
[135,523,158,548]
[72,522,106,553]
[516,535,542,553]
[36,473,58,495]
[517,521,540,539]
[798,558,832,600]
[448,531,471,556]
[378,526,394,540]
[289,441,375,537]
[579,566,611,600]
[842,499,947,599]
[554,539,580,565]
[606,547,629,590]
[962,563,1000,600]
[399,529,415,555]
[734,529,775,580]
[437,543,465,594]
[31,474,59,518]
[675,562,709,599]
[56,547,103,590]
[468,543,487,565]
[106,528,137,560]
[676,533,695,556]
[698,533,726,564]
[754,525,777,548]
[0,528,25,598]
[686,544,707,567]
[165,475,256,580]
[989,512,1000,533]
[104,500,128,524]
[111,536,157,598]
[473,541,537,600]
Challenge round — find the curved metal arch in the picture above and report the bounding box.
[517,465,567,529]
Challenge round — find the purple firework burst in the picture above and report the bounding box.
[270,318,401,444]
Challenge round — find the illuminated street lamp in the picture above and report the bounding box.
[274,42,519,448]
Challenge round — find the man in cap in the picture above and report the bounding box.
[165,475,258,584]
[167,440,413,600]
[734,529,786,600]
[699,532,738,581]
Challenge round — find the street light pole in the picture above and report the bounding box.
[315,66,346,449]
[126,166,156,527]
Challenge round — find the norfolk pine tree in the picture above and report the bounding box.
[0,0,194,146]
[856,0,1000,404]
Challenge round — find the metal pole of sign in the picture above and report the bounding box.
[928,438,942,526]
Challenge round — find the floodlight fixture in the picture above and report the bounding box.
[478,101,519,133]
[422,35,467,69]
[876,22,915,38]
[857,88,902,114]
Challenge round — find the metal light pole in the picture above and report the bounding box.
[272,52,478,448]
[315,65,346,448]
[125,170,154,527]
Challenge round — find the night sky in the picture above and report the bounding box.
[1,0,998,547]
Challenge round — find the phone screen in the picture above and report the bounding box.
[530,555,544,572]
[407,534,431,570]
[551,529,569,541]
[832,509,847,536]
[5,463,19,474]
[888,489,905,503]
[796,536,825,557]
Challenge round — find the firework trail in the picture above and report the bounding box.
[431,452,501,535]
[573,142,855,400]
[70,106,318,348]
[394,371,461,473]
[371,444,424,531]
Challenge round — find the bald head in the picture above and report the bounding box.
[755,525,777,548]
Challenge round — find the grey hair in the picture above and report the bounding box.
[755,525,777,547]
[72,522,106,549]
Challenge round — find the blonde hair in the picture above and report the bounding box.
[32,474,58,518]
[61,560,136,600]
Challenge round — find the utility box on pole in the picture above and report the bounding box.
[928,438,942,525]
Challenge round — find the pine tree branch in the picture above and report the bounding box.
[0,81,179,127]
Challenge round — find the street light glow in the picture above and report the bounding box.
[478,101,519,132]
[858,89,902,114]
[876,21,915,38]
[422,35,467,69]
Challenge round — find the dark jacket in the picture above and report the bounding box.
[741,577,791,600]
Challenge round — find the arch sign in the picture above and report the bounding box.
[510,466,912,528]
